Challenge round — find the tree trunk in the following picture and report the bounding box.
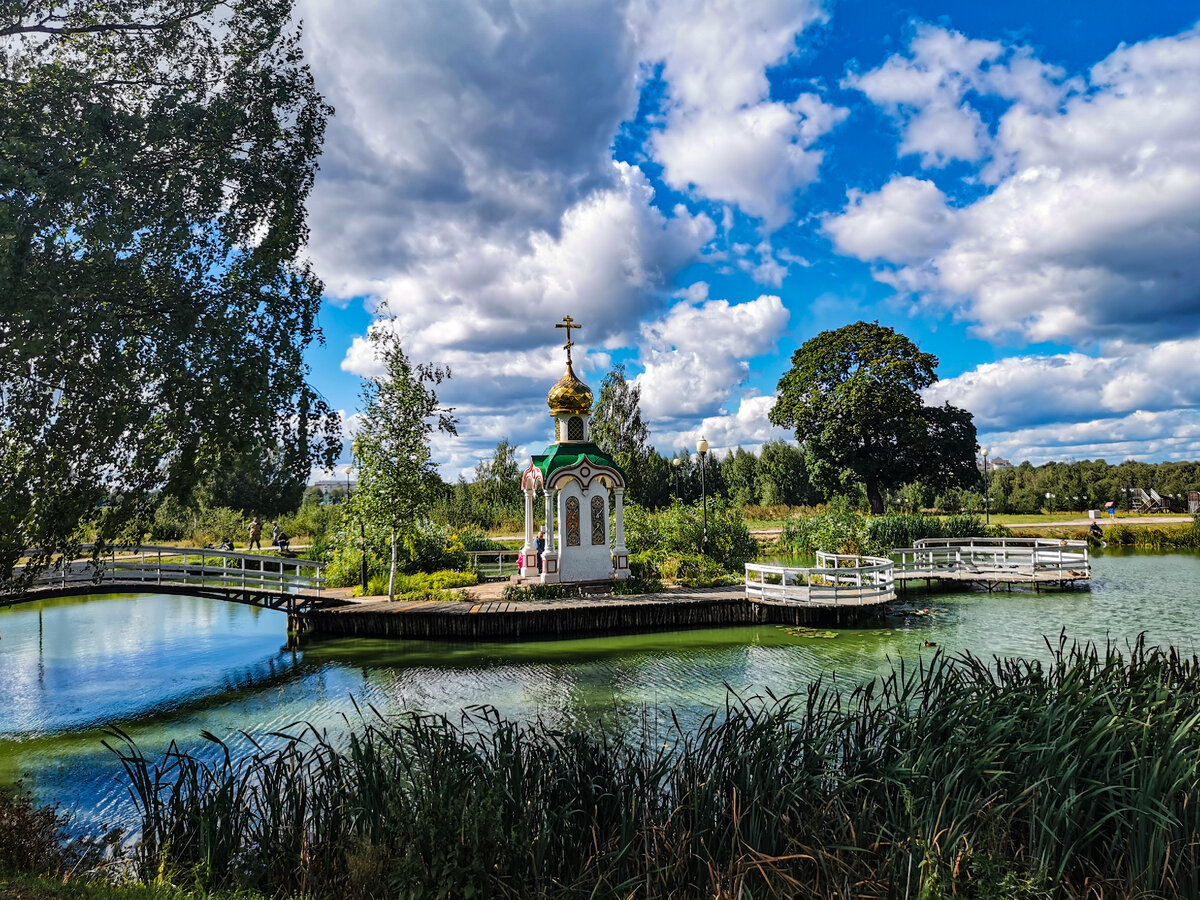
[865,477,884,515]
[388,526,398,601]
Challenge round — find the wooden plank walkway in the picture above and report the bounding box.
[304,586,881,641]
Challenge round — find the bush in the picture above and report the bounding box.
[279,501,342,554]
[628,550,726,586]
[0,786,70,876]
[191,507,245,546]
[782,506,990,556]
[610,575,664,595]
[148,496,191,542]
[363,569,479,598]
[625,498,756,573]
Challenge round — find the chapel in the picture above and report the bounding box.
[520,317,630,584]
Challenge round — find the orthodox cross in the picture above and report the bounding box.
[556,315,581,363]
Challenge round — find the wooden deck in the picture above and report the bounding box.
[303,586,881,641]
[891,537,1091,590]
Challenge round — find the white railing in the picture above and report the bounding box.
[10,545,324,598]
[892,537,1089,581]
[466,549,522,579]
[745,553,895,607]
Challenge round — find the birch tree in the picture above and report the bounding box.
[351,328,456,600]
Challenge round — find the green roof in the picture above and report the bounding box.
[533,442,625,485]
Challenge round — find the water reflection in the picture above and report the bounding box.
[2,549,1199,829]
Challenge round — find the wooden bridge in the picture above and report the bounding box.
[4,545,337,625]
[745,551,895,608]
[890,537,1090,590]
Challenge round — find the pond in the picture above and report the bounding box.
[2,549,1198,830]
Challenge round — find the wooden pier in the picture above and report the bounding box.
[303,585,881,641]
[891,537,1090,591]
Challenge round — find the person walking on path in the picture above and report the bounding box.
[248,516,262,551]
[271,521,282,550]
[535,528,546,574]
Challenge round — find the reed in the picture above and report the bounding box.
[106,635,1200,899]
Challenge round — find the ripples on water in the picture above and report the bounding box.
[2,549,1198,828]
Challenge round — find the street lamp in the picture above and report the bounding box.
[697,436,709,552]
[981,448,990,525]
[345,465,367,594]
[672,456,682,500]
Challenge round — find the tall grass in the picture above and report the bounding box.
[105,635,1200,899]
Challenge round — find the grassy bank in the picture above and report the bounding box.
[63,636,1198,899]
[1010,517,1200,549]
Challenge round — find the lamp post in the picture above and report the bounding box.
[346,465,367,594]
[981,448,990,525]
[697,436,709,552]
[672,456,682,500]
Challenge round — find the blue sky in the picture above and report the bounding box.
[295,0,1200,478]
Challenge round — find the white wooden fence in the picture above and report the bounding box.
[745,551,895,607]
[10,545,324,600]
[891,537,1090,583]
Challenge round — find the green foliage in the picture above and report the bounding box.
[624,498,757,573]
[781,506,989,555]
[104,636,1200,899]
[627,549,728,586]
[278,501,343,556]
[501,582,568,601]
[350,324,456,599]
[610,574,665,595]
[0,786,69,876]
[770,321,976,513]
[0,0,340,588]
[364,569,477,599]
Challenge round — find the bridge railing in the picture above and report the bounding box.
[466,549,522,579]
[11,545,325,597]
[745,553,894,606]
[893,537,1089,580]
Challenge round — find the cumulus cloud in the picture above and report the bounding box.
[635,0,846,227]
[983,409,1200,467]
[634,289,790,421]
[825,176,957,264]
[830,23,1200,345]
[657,394,794,457]
[926,339,1200,431]
[845,23,1071,167]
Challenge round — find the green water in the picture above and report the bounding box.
[2,550,1198,829]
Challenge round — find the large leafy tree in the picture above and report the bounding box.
[591,363,653,502]
[351,327,455,601]
[769,321,977,514]
[0,0,339,584]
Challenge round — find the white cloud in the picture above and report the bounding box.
[634,290,789,421]
[830,24,1200,345]
[634,0,845,226]
[825,176,956,264]
[983,409,1200,467]
[845,22,1071,167]
[658,394,794,457]
[927,338,1200,432]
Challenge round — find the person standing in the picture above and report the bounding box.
[248,516,262,551]
[535,528,546,574]
[271,521,282,550]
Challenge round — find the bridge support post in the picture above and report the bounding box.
[288,611,315,636]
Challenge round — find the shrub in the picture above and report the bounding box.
[625,499,756,573]
[363,570,480,598]
[0,786,70,876]
[611,575,664,595]
[191,507,245,546]
[148,496,191,542]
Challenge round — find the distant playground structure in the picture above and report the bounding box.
[1127,488,1200,514]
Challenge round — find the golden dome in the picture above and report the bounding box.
[547,361,593,415]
